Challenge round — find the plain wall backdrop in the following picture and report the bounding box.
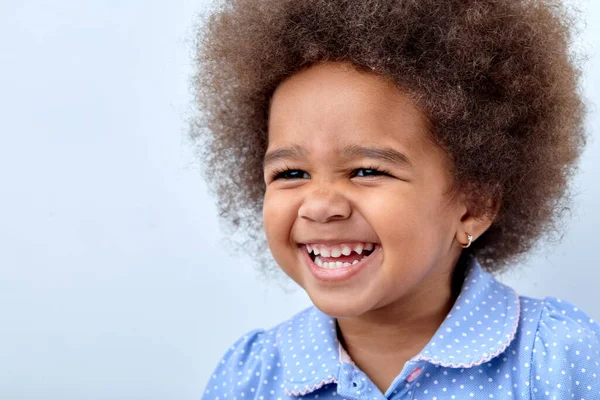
[0,1,598,399]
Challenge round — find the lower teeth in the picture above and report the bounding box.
[314,255,368,269]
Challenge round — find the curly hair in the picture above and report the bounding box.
[190,0,586,275]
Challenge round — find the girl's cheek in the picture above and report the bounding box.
[263,191,294,242]
[262,198,279,240]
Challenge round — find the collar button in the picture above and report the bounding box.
[351,379,365,391]
[406,366,423,383]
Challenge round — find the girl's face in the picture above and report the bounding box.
[263,61,468,318]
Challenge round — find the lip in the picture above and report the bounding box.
[300,239,377,247]
[299,244,381,283]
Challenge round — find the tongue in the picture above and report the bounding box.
[319,252,365,263]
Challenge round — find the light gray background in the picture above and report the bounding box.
[0,1,598,399]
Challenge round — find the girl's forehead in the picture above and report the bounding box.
[268,63,430,152]
[270,62,412,115]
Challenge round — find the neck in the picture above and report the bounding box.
[335,254,468,393]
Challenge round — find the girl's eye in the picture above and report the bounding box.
[269,167,392,181]
[272,169,310,180]
[352,168,390,178]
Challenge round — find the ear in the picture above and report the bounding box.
[455,194,501,247]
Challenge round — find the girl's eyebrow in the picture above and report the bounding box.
[263,144,414,169]
[263,145,308,169]
[341,144,413,169]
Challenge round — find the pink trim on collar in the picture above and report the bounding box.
[413,291,521,368]
[284,377,338,396]
[284,341,352,395]
[338,341,355,365]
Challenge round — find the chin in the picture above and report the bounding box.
[307,291,376,319]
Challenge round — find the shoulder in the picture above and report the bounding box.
[533,296,600,348]
[528,296,600,399]
[201,306,317,399]
[201,328,270,399]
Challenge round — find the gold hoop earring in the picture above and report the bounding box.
[458,233,473,249]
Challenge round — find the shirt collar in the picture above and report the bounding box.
[276,304,341,396]
[412,255,520,368]
[277,256,520,396]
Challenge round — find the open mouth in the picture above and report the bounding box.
[304,242,377,269]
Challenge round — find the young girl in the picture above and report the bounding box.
[193,0,599,398]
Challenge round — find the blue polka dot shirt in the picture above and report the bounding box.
[202,257,600,399]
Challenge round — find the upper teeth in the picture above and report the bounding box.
[306,242,375,258]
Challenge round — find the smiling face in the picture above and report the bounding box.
[263,61,469,318]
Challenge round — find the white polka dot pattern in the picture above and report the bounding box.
[202,257,600,399]
[530,297,600,399]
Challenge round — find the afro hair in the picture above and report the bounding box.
[190,0,587,275]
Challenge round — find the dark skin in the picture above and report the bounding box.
[263,62,495,394]
[336,257,468,392]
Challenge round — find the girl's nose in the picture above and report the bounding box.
[297,187,352,223]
